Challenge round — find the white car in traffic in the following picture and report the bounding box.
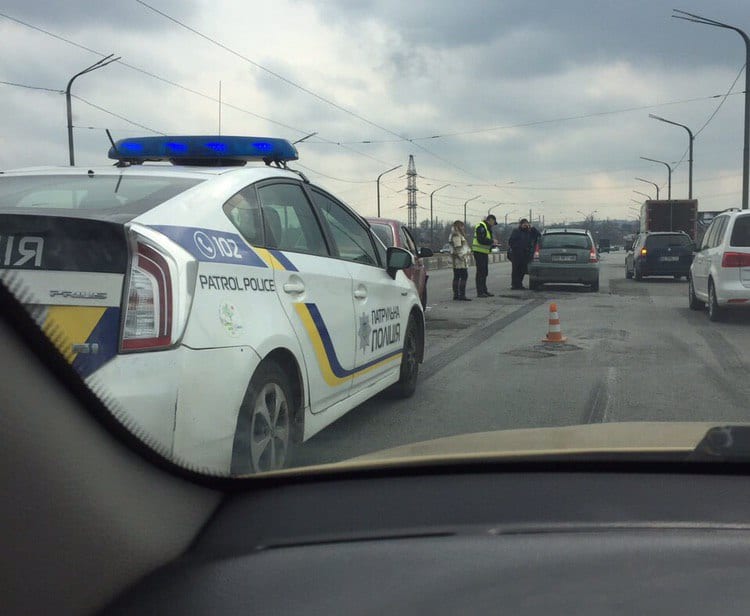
[689,208,750,321]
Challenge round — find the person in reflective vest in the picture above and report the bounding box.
[471,214,498,297]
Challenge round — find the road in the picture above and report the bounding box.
[293,253,750,467]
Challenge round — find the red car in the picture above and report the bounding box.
[366,217,433,307]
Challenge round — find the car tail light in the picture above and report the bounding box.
[533,244,540,261]
[122,241,173,350]
[589,247,598,263]
[640,248,648,256]
[721,252,750,268]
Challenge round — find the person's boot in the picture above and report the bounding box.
[458,279,471,301]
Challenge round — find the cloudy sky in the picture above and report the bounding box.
[1,0,748,225]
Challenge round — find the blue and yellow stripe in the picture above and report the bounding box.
[253,247,298,271]
[42,306,121,378]
[294,302,402,387]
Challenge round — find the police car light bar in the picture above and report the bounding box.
[108,136,299,166]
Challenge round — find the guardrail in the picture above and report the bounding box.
[423,252,508,271]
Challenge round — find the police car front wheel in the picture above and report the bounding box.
[392,316,420,398]
[231,361,294,474]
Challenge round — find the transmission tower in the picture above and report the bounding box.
[406,155,418,229]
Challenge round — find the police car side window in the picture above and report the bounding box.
[309,189,379,266]
[257,183,328,256]
[223,187,263,245]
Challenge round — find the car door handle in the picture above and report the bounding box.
[354,288,367,299]
[283,282,305,294]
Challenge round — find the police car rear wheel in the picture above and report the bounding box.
[393,317,419,398]
[233,361,293,474]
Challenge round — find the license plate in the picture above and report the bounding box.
[660,256,679,262]
[551,255,576,262]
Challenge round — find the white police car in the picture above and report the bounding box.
[0,136,424,474]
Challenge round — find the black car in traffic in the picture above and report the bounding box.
[626,232,695,280]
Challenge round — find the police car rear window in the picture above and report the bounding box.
[0,175,203,213]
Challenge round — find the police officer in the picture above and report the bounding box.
[508,218,541,290]
[472,214,498,297]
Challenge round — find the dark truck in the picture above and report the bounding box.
[597,238,611,253]
[639,199,698,240]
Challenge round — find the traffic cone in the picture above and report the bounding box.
[543,302,567,343]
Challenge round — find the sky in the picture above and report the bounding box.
[1,0,749,226]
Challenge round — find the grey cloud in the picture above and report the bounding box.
[310,0,749,75]
[0,1,199,31]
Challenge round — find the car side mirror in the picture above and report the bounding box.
[386,246,413,279]
[418,247,433,258]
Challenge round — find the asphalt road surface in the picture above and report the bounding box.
[293,253,750,468]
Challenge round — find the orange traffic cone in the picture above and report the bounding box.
[542,302,567,343]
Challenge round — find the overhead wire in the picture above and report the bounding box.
[134,0,485,182]
[0,80,165,134]
[0,11,396,168]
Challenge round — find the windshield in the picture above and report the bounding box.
[2,1,750,479]
[370,223,395,248]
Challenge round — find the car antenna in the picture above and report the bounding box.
[106,129,131,168]
[263,156,309,183]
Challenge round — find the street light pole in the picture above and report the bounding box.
[463,195,481,231]
[674,9,750,209]
[429,184,450,248]
[66,54,120,166]
[376,165,401,217]
[633,190,653,201]
[635,177,660,200]
[640,156,672,200]
[649,114,695,199]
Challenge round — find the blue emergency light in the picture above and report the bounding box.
[108,135,298,165]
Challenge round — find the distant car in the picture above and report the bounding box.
[440,243,452,254]
[528,228,599,291]
[598,239,611,253]
[626,232,694,281]
[689,209,750,321]
[366,217,433,307]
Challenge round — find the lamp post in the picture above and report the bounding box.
[463,195,481,231]
[635,177,660,200]
[649,114,695,199]
[429,184,450,248]
[66,54,120,166]
[640,156,672,200]
[673,9,750,209]
[633,190,652,201]
[376,165,401,217]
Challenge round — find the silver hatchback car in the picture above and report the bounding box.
[528,228,600,291]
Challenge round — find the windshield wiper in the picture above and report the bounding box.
[689,426,750,461]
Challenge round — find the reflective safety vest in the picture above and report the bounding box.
[472,221,492,254]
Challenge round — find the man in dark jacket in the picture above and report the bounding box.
[471,214,498,297]
[508,218,541,290]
